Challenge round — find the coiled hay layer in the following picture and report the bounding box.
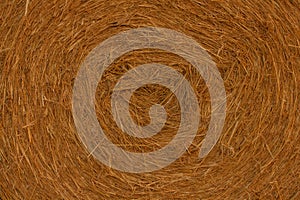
[0,0,299,199]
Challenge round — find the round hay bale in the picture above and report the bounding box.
[0,0,299,199]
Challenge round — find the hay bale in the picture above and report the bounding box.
[0,0,299,199]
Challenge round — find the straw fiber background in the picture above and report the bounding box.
[0,0,300,199]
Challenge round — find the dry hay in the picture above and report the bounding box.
[0,0,300,199]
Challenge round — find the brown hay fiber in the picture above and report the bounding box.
[1,0,300,199]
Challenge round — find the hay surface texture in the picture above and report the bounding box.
[0,0,300,199]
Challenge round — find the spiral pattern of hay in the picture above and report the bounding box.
[1,0,299,199]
